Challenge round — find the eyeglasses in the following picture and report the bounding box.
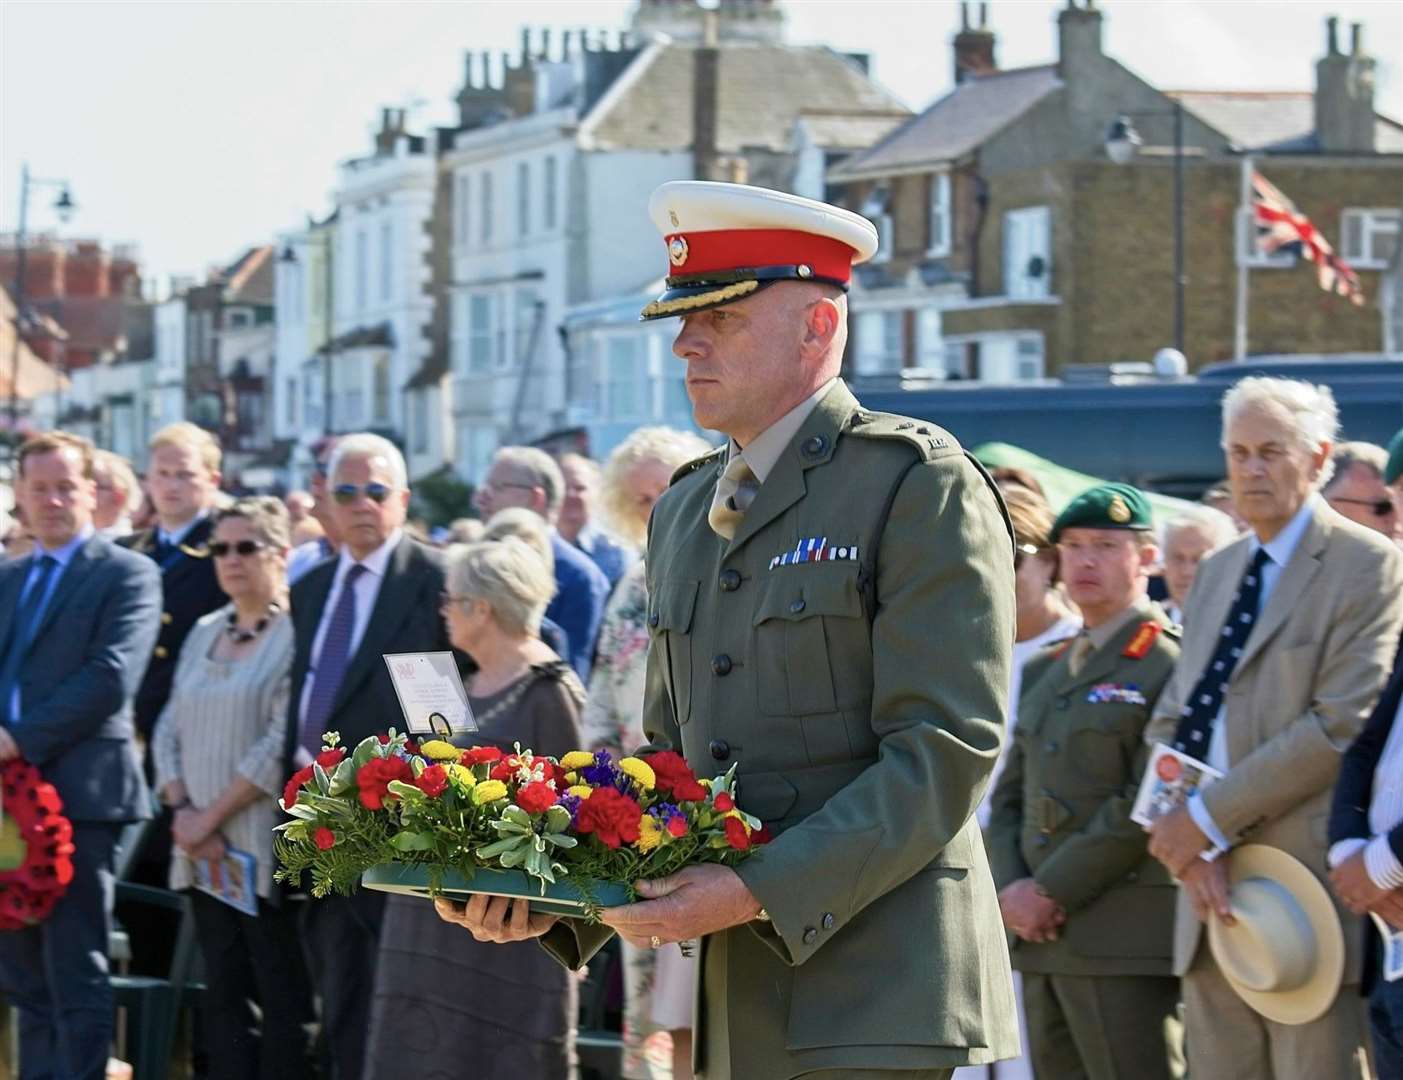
[332,482,392,505]
[210,540,265,558]
[1331,496,1396,517]
[439,591,471,609]
[1014,542,1042,570]
[482,480,536,494]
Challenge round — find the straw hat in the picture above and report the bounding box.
[1207,845,1344,1025]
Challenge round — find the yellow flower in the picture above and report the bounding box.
[471,780,509,805]
[699,778,712,790]
[618,757,656,791]
[566,785,593,800]
[725,809,751,833]
[419,740,460,762]
[446,764,476,788]
[635,814,663,853]
[560,751,595,770]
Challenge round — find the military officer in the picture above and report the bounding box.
[987,483,1182,1080]
[438,181,1021,1079]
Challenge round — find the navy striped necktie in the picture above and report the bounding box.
[300,563,367,754]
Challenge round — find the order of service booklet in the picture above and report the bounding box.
[1131,742,1225,830]
[193,847,259,917]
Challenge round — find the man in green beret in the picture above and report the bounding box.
[988,482,1183,1079]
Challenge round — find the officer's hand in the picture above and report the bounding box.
[1329,849,1391,915]
[602,865,760,948]
[998,878,1065,943]
[434,894,557,943]
[1147,806,1210,878]
[1180,858,1234,926]
[0,729,18,762]
[1373,888,1403,930]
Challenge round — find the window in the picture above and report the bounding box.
[1015,335,1045,380]
[302,369,322,429]
[928,173,952,257]
[480,172,494,246]
[517,161,531,239]
[915,308,946,372]
[226,308,251,329]
[380,221,393,302]
[285,377,298,427]
[468,294,492,374]
[604,337,643,419]
[862,188,892,263]
[411,391,429,453]
[494,293,508,370]
[543,156,558,230]
[1341,208,1400,269]
[455,174,470,247]
[1003,206,1051,299]
[372,353,390,422]
[1236,207,1295,269]
[853,310,902,375]
[514,289,539,369]
[355,230,368,311]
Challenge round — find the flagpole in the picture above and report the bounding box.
[1234,155,1252,360]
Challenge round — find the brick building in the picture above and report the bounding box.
[828,1,1402,379]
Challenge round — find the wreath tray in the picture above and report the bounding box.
[362,862,632,917]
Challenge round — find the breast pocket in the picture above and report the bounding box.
[752,571,866,717]
[649,580,699,725]
[1067,705,1143,787]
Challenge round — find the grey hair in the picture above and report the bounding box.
[215,496,291,550]
[329,432,408,490]
[1220,376,1340,490]
[92,449,144,515]
[1323,441,1389,494]
[599,426,714,545]
[481,507,555,574]
[491,446,564,519]
[1160,504,1238,553]
[446,537,555,638]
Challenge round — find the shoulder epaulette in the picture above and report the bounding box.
[846,410,961,462]
[669,446,725,487]
[1122,621,1162,659]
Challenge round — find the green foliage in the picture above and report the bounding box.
[410,468,475,528]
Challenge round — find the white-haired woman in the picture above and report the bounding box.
[366,538,584,1080]
[1160,504,1239,624]
[152,497,314,1080]
[582,425,712,1080]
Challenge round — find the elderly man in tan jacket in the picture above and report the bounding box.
[1144,376,1403,1078]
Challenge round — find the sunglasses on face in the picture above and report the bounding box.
[1332,496,1396,517]
[210,540,265,558]
[332,482,392,505]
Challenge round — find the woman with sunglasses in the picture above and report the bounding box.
[152,497,315,1080]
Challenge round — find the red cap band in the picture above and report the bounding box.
[665,228,856,283]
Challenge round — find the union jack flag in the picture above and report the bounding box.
[1251,170,1364,306]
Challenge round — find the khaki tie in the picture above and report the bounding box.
[1066,633,1094,677]
[708,456,760,541]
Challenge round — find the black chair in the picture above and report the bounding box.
[577,935,625,1080]
[111,883,200,1080]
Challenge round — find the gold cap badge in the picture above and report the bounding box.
[1108,495,1131,523]
[668,236,689,267]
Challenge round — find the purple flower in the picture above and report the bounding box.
[651,801,684,826]
[556,793,582,825]
[580,749,618,788]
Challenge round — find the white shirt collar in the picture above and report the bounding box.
[727,377,838,484]
[335,528,402,583]
[1251,493,1317,569]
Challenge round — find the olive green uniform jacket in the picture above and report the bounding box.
[542,381,1020,1078]
[987,601,1181,977]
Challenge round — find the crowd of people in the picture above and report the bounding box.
[0,384,1400,1080]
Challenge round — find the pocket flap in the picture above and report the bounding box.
[752,571,863,627]
[650,579,699,634]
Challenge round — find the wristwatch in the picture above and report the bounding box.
[754,907,771,923]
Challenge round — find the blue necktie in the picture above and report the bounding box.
[1172,547,1272,755]
[1,556,60,724]
[300,564,367,754]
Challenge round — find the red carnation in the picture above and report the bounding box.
[461,746,503,766]
[751,824,774,846]
[724,816,751,851]
[646,751,707,802]
[282,765,314,810]
[666,816,688,838]
[575,787,643,850]
[713,792,735,812]
[377,734,391,744]
[315,748,346,770]
[414,765,449,798]
[314,827,336,851]
[489,757,519,781]
[356,756,414,810]
[516,781,557,815]
[403,741,420,756]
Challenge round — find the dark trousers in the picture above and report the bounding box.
[188,890,315,1080]
[0,822,120,1080]
[1022,971,1182,1080]
[1371,963,1403,1080]
[300,888,385,1080]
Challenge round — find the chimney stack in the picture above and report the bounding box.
[1315,14,1375,152]
[953,0,997,85]
[1057,0,1103,79]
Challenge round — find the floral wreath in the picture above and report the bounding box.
[0,760,75,931]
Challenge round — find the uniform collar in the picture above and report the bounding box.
[727,377,838,484]
[158,508,209,549]
[1084,594,1155,652]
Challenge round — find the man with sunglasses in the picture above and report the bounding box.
[284,431,462,1080]
[288,435,344,584]
[1324,441,1401,544]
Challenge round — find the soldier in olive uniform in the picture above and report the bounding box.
[987,483,1182,1080]
[440,183,1021,1079]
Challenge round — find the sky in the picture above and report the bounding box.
[3,0,1400,290]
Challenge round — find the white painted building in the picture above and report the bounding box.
[152,294,187,431]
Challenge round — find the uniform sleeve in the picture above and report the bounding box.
[985,720,1030,892]
[734,454,1015,966]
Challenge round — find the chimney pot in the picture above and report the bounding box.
[961,0,969,30]
[1350,21,1362,54]
[1327,15,1339,54]
[542,27,552,59]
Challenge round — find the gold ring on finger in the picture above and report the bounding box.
[650,935,662,949]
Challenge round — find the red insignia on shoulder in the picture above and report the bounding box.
[1122,621,1161,659]
[1051,639,1073,659]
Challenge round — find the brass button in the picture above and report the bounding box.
[802,926,818,945]
[709,739,730,761]
[648,612,660,628]
[711,654,733,677]
[154,646,169,660]
[801,435,827,457]
[788,598,805,615]
[821,912,835,930]
[719,569,741,592]
[896,421,914,430]
[160,612,173,626]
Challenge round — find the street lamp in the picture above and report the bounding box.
[1105,102,1185,354]
[7,163,77,454]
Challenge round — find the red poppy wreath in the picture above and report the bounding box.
[0,760,75,931]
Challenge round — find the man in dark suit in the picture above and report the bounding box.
[0,431,161,1080]
[284,432,458,1080]
[1329,654,1403,1074]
